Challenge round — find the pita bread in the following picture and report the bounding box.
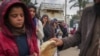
[40,40,57,56]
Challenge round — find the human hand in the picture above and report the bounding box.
[50,38,63,46]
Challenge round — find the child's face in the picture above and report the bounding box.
[29,8,36,18]
[8,7,24,28]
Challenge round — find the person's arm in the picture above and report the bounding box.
[36,20,44,40]
[60,28,81,50]
[52,17,82,50]
[52,28,81,51]
[51,7,89,50]
[61,7,90,50]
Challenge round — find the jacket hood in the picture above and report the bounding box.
[0,0,35,37]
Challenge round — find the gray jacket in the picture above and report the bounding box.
[61,6,96,56]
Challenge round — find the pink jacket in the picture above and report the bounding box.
[0,0,39,56]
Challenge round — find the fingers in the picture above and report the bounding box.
[50,38,57,41]
[50,38,63,46]
[50,37,58,41]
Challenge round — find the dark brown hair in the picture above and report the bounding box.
[41,14,50,24]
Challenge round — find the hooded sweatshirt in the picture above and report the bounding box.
[0,0,39,56]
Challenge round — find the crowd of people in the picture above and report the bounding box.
[2,0,100,56]
[0,0,68,56]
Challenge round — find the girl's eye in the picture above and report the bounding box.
[11,14,17,18]
[20,14,24,17]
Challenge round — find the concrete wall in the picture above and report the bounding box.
[40,3,65,21]
[40,10,64,21]
[86,2,94,7]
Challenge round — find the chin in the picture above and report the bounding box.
[15,25,24,28]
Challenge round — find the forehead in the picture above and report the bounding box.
[29,7,36,11]
[29,7,35,9]
[44,16,48,19]
[10,7,23,13]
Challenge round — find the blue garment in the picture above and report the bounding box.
[33,17,37,26]
[15,34,29,56]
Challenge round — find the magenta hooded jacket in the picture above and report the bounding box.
[0,0,39,56]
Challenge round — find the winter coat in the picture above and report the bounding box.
[43,23,55,42]
[0,0,39,56]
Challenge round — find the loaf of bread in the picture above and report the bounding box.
[40,40,57,56]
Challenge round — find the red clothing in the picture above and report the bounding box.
[0,0,39,56]
[70,28,76,35]
[0,31,36,56]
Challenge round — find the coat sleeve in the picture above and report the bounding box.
[59,7,88,50]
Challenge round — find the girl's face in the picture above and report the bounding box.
[43,16,48,23]
[8,7,24,28]
[29,8,36,18]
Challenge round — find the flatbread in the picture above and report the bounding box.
[40,40,57,56]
